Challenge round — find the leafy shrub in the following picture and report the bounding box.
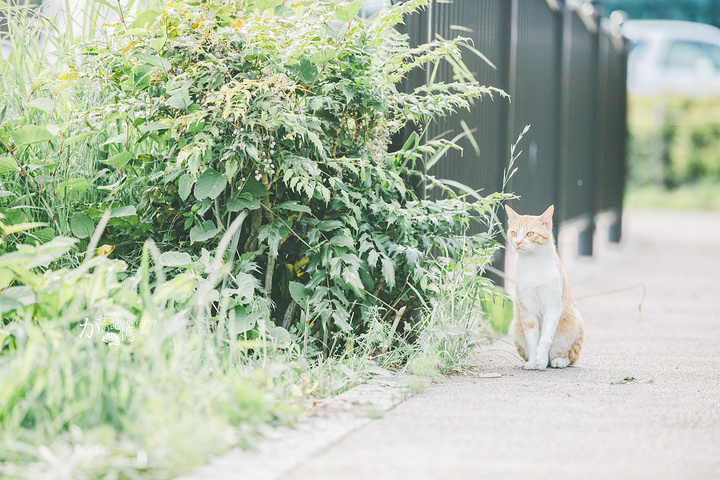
[1,0,507,348]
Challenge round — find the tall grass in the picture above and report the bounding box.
[0,217,510,479]
[0,218,391,478]
[0,0,151,262]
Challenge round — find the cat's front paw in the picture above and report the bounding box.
[534,352,549,371]
[523,360,538,370]
[550,357,570,368]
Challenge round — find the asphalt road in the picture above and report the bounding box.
[283,210,720,480]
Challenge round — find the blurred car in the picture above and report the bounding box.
[623,19,720,96]
[360,0,383,17]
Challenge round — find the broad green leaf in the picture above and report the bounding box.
[129,8,162,29]
[381,257,395,289]
[110,205,137,218]
[10,125,54,146]
[227,193,260,212]
[2,222,45,236]
[0,156,19,173]
[0,236,77,269]
[32,227,57,243]
[0,286,36,313]
[190,220,222,243]
[276,201,311,214]
[269,326,292,348]
[232,307,260,333]
[187,121,205,133]
[32,227,56,244]
[150,36,167,52]
[70,212,95,239]
[0,267,14,289]
[103,151,133,169]
[28,98,55,114]
[56,178,89,196]
[326,19,347,39]
[317,220,343,232]
[311,50,336,65]
[240,178,267,198]
[335,0,361,21]
[166,91,191,109]
[194,169,227,200]
[367,249,379,267]
[63,133,92,146]
[0,207,27,225]
[139,122,171,133]
[124,28,150,36]
[288,281,307,308]
[135,53,171,70]
[342,266,364,294]
[294,57,319,84]
[102,133,126,145]
[258,218,290,257]
[178,173,193,201]
[330,234,353,249]
[340,252,360,268]
[159,251,193,266]
[254,0,281,11]
[133,64,154,88]
[234,272,255,302]
[333,310,351,332]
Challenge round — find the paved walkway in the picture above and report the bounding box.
[284,210,720,480]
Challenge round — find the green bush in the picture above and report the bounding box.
[1,0,507,345]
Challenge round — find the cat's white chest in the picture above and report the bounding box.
[516,254,562,316]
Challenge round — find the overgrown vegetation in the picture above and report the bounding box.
[0,0,513,478]
[1,0,506,341]
[626,94,720,209]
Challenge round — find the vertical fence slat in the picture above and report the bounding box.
[507,0,563,226]
[559,3,599,256]
[422,0,510,216]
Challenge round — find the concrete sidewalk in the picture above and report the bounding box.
[284,210,720,480]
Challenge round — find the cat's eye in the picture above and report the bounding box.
[527,232,534,237]
[510,231,517,237]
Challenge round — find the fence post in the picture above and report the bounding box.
[610,14,627,244]
[559,1,600,257]
[491,0,513,282]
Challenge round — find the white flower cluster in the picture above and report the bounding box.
[256,138,277,180]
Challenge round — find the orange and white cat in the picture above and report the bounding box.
[505,205,583,370]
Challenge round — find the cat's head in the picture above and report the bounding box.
[505,205,554,253]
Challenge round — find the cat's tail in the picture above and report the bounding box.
[568,324,584,365]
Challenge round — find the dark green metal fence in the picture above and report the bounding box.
[403,0,628,259]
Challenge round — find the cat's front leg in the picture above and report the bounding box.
[522,321,540,370]
[536,308,562,370]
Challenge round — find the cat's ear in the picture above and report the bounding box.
[540,205,554,228]
[505,205,519,221]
